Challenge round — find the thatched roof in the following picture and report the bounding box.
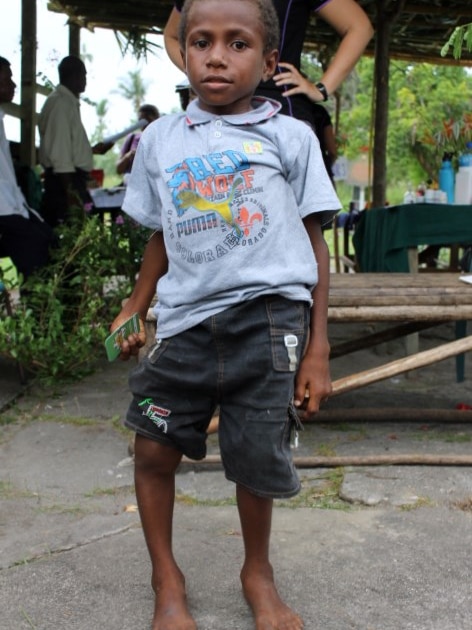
[47,0,472,66]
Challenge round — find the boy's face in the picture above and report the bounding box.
[182,0,278,115]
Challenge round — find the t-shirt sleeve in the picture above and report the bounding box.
[121,133,163,230]
[285,127,341,226]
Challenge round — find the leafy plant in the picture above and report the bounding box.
[441,23,472,60]
[0,211,151,384]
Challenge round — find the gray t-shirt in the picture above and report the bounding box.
[123,98,341,338]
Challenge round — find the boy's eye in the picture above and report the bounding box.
[232,40,248,51]
[193,39,209,50]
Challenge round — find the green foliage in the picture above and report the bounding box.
[113,28,162,61]
[441,23,472,60]
[114,69,150,116]
[0,212,152,384]
[336,58,472,186]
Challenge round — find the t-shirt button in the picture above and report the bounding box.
[214,131,222,138]
[215,119,223,128]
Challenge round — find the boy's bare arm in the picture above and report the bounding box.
[110,230,168,359]
[294,213,333,417]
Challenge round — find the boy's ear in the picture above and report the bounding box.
[262,49,279,82]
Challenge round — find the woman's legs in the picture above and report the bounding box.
[237,484,303,630]
[134,434,197,630]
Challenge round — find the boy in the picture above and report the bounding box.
[112,0,341,627]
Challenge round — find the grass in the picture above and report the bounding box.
[399,496,436,511]
[315,442,338,457]
[175,494,237,507]
[35,504,89,516]
[84,485,134,498]
[172,468,351,511]
[0,479,36,500]
[279,468,351,510]
[451,497,472,512]
[411,429,472,443]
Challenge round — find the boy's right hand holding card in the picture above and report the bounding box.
[108,310,146,361]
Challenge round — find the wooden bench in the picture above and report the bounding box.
[143,272,472,399]
[328,273,472,393]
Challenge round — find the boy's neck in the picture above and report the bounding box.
[194,98,256,116]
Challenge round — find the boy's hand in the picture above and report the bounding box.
[110,313,146,361]
[293,351,332,419]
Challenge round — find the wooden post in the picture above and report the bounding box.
[20,0,37,167]
[69,22,81,57]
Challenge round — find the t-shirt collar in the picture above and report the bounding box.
[185,97,281,127]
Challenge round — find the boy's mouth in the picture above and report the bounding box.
[202,75,232,84]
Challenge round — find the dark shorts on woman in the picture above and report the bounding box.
[126,295,310,499]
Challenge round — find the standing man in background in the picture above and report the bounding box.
[116,103,160,180]
[0,56,54,282]
[38,55,113,227]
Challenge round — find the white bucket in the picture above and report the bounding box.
[455,167,472,205]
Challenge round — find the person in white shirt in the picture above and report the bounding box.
[38,56,113,226]
[0,56,54,281]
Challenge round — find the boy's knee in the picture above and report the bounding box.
[134,434,182,474]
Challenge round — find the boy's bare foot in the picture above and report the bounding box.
[152,575,197,630]
[241,564,303,630]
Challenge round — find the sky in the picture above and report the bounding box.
[4,0,187,143]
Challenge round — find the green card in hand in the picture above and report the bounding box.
[105,313,140,361]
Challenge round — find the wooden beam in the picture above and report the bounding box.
[305,408,472,423]
[182,453,472,468]
[331,335,472,396]
[20,0,37,167]
[69,22,81,57]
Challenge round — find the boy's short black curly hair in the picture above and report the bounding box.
[178,0,280,54]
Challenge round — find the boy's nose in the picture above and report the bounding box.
[206,44,227,67]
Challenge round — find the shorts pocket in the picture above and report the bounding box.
[146,338,171,365]
[266,299,308,372]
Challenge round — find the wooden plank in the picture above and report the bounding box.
[330,293,472,307]
[329,274,472,308]
[328,305,472,321]
[306,408,472,423]
[331,335,472,395]
[182,454,472,468]
[329,272,468,291]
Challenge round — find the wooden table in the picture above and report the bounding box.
[328,273,472,391]
[352,203,472,272]
[88,186,126,222]
[143,273,472,388]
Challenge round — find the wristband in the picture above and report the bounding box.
[315,81,329,102]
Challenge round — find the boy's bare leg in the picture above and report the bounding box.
[134,434,197,630]
[237,485,303,630]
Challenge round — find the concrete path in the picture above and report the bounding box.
[1,323,472,630]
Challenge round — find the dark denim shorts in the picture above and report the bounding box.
[125,295,309,499]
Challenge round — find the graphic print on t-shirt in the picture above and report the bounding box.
[165,148,268,262]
